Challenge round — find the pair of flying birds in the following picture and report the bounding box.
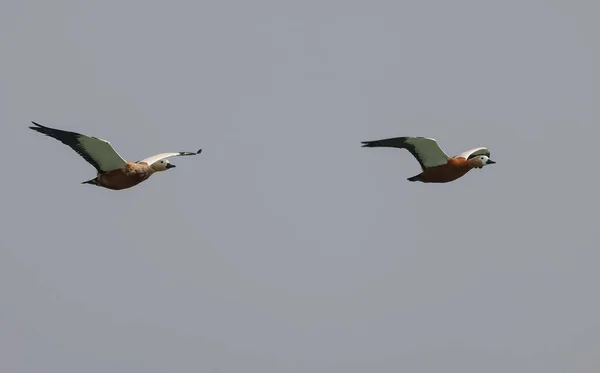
[30,121,495,190]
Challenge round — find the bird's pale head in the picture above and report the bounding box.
[469,155,496,169]
[150,159,176,172]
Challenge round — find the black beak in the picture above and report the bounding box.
[486,159,496,165]
[166,163,176,169]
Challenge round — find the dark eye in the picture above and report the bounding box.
[160,161,164,163]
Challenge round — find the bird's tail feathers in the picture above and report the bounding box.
[81,177,99,186]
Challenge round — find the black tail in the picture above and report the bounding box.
[407,174,421,182]
[82,177,99,186]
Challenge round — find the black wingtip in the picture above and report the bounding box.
[29,121,53,133]
[29,125,44,132]
[197,149,202,154]
[31,121,45,128]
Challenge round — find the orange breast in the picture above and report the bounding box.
[98,163,152,190]
[419,158,472,183]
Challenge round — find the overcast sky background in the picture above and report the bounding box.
[1,0,599,372]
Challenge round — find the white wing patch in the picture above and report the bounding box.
[405,137,450,168]
[137,150,202,166]
[454,147,490,160]
[29,121,128,173]
[78,136,128,172]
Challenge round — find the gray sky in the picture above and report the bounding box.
[1,0,599,372]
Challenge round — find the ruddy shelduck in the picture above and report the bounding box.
[30,121,202,190]
[361,136,495,183]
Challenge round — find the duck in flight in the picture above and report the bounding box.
[362,136,495,183]
[30,121,202,190]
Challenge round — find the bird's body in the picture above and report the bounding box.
[362,136,495,183]
[30,121,201,190]
[82,162,154,190]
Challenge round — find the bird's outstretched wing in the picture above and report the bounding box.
[454,147,490,160]
[137,149,202,166]
[362,136,449,169]
[29,121,127,172]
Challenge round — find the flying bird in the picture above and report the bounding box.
[30,121,202,190]
[361,136,495,183]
